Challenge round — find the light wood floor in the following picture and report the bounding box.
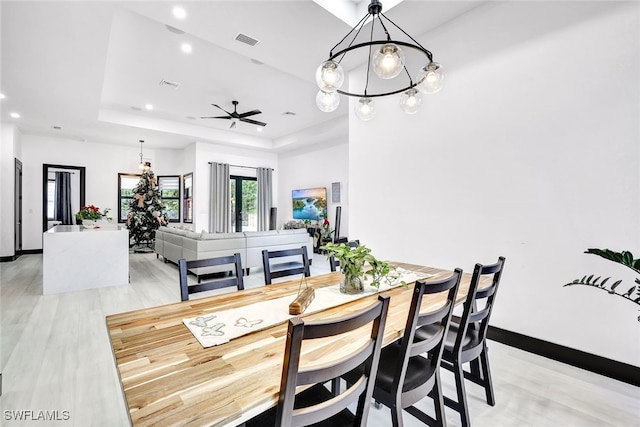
[1,253,638,426]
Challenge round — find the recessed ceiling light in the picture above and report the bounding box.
[0,93,5,99]
[256,127,263,132]
[10,112,20,119]
[181,43,192,54]
[172,6,186,20]
[145,103,154,110]
[282,111,297,116]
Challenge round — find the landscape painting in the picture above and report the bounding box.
[292,187,327,220]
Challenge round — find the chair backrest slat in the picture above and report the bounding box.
[178,253,244,301]
[262,246,310,285]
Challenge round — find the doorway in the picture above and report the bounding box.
[42,164,86,232]
[14,159,22,254]
[230,175,257,232]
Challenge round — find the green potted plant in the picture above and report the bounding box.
[322,242,400,294]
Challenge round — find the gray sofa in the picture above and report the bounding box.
[155,227,313,278]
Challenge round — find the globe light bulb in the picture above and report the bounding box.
[399,88,422,114]
[315,60,344,93]
[316,90,340,112]
[417,62,444,94]
[372,44,405,79]
[354,97,376,121]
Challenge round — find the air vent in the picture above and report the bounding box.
[159,79,181,89]
[235,33,260,47]
[165,24,186,35]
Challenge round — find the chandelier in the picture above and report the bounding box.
[315,0,444,120]
[137,140,151,171]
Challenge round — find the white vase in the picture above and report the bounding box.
[82,219,97,229]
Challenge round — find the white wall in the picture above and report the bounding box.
[278,141,349,236]
[20,134,185,249]
[0,124,21,257]
[349,2,639,366]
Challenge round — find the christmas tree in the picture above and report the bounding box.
[126,168,167,251]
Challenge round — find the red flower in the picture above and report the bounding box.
[323,219,330,226]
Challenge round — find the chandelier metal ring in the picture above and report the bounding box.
[331,40,433,98]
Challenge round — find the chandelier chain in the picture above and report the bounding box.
[329,12,370,58]
[379,11,432,61]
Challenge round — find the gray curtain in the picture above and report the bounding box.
[209,162,230,233]
[54,171,73,224]
[256,167,273,231]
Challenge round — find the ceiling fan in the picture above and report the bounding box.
[201,100,266,129]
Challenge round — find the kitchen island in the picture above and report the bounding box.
[43,224,129,295]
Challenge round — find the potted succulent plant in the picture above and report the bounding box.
[322,242,399,294]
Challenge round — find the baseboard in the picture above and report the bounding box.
[487,325,640,387]
[21,249,43,255]
[0,249,43,262]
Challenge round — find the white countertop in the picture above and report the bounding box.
[47,224,126,233]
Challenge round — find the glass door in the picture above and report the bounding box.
[230,176,257,232]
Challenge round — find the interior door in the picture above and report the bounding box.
[14,159,22,253]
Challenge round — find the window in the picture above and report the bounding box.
[118,173,140,223]
[183,173,193,223]
[158,175,180,222]
[230,175,257,232]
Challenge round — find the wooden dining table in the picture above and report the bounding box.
[106,262,481,427]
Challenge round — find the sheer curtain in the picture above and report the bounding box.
[209,162,230,233]
[256,167,272,231]
[54,171,73,224]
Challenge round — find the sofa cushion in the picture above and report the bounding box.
[200,232,243,240]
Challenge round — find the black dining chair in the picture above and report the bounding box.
[245,294,391,427]
[178,253,244,301]
[262,246,310,285]
[415,256,505,427]
[329,240,360,272]
[344,269,462,427]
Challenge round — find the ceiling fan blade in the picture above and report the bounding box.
[238,109,261,118]
[211,104,232,115]
[201,116,232,119]
[240,118,267,127]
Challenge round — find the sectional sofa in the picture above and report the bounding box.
[154,227,314,279]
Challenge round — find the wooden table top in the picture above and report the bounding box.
[106,262,478,427]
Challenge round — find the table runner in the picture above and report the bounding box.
[183,268,431,348]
